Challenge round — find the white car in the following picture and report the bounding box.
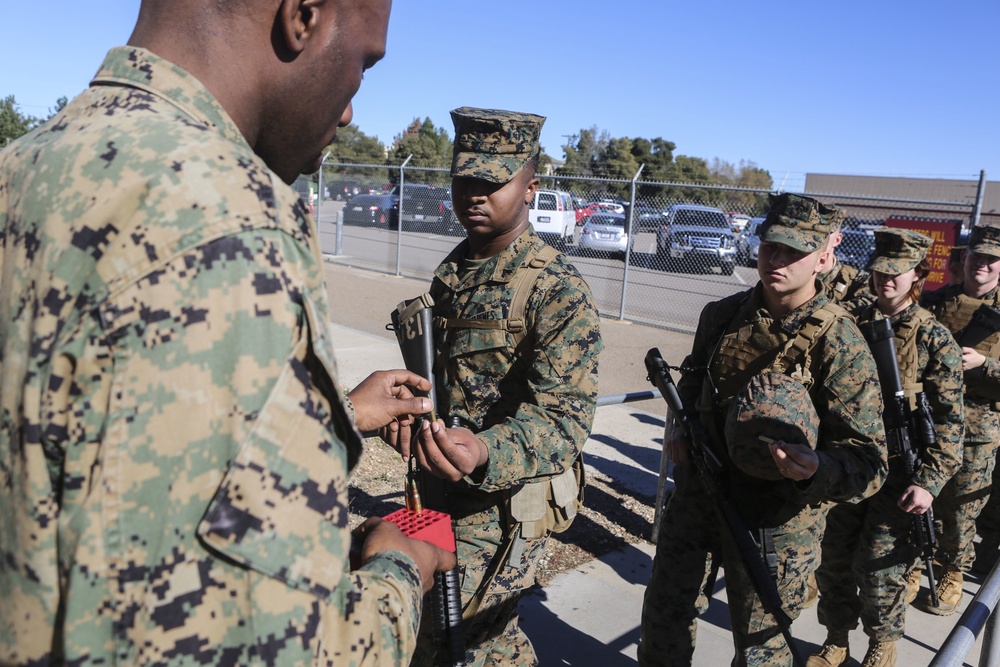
[529,189,576,247]
[578,214,630,258]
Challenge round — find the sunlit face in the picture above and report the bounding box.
[452,168,538,243]
[873,267,919,313]
[260,0,391,182]
[757,241,826,301]
[965,250,1000,292]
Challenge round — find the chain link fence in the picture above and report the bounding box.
[312,161,989,334]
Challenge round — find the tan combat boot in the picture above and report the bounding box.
[904,568,921,605]
[806,630,850,667]
[915,568,963,615]
[803,571,819,608]
[860,639,897,667]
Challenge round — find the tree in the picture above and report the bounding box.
[389,117,451,185]
[1,95,38,147]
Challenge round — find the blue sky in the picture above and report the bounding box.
[4,1,999,192]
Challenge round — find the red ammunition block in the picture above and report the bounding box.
[383,508,456,553]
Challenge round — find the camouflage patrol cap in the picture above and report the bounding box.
[968,224,1000,258]
[450,106,545,184]
[867,226,933,275]
[759,193,837,253]
[823,207,847,232]
[724,372,819,481]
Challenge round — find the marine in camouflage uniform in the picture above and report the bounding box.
[812,228,963,666]
[919,224,1000,612]
[818,211,874,308]
[0,37,443,666]
[639,194,887,667]
[407,108,603,666]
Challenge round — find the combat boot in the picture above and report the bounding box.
[803,571,819,608]
[904,568,921,605]
[806,630,850,667]
[915,568,963,615]
[860,640,896,667]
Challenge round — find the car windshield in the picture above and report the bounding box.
[674,209,729,228]
[589,215,624,227]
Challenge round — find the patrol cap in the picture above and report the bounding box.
[450,106,545,184]
[758,193,836,253]
[968,224,1000,259]
[867,226,933,275]
[724,372,819,481]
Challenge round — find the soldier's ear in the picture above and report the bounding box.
[523,177,539,206]
[277,0,323,55]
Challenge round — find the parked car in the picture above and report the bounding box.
[342,193,399,229]
[836,230,877,269]
[633,205,669,231]
[576,201,626,224]
[578,214,630,258]
[735,216,765,266]
[656,204,737,275]
[529,189,576,247]
[325,180,362,201]
[391,184,456,232]
[728,212,752,234]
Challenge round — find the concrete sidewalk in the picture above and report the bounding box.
[329,320,986,667]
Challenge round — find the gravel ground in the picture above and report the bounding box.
[348,436,658,587]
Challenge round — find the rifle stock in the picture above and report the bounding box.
[958,303,1000,348]
[644,348,803,665]
[859,318,939,607]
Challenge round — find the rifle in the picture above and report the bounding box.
[390,294,465,667]
[859,318,939,607]
[957,303,1000,348]
[644,348,804,667]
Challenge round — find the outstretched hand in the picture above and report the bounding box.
[348,370,432,434]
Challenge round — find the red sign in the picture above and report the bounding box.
[885,218,962,292]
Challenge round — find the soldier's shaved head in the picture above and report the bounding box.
[128,0,391,182]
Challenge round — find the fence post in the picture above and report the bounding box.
[397,155,413,276]
[316,151,330,229]
[619,164,645,320]
[973,169,988,229]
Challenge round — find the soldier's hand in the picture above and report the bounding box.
[961,347,986,371]
[348,370,432,434]
[355,518,457,593]
[768,440,819,481]
[414,419,489,482]
[898,484,934,514]
[665,417,690,466]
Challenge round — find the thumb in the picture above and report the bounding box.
[388,396,432,419]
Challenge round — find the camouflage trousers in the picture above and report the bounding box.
[639,464,818,667]
[974,439,1000,543]
[934,440,1000,571]
[815,471,920,642]
[411,507,546,667]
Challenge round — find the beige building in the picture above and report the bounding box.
[804,173,999,230]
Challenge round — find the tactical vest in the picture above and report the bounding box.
[892,307,935,409]
[433,244,583,554]
[935,291,1000,404]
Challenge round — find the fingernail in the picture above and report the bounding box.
[421,398,431,412]
[431,420,441,433]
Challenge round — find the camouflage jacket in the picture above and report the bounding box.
[819,257,874,308]
[923,283,1000,442]
[0,47,422,666]
[429,228,602,499]
[853,303,964,496]
[678,283,887,515]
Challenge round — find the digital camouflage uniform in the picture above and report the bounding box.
[815,228,963,646]
[410,108,603,667]
[922,225,1000,574]
[639,194,887,667]
[0,47,425,666]
[819,257,874,309]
